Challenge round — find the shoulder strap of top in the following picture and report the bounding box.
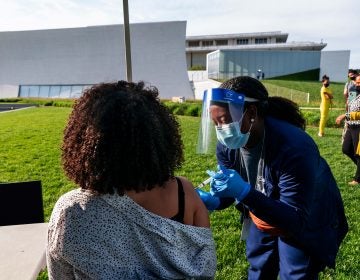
[170,177,185,224]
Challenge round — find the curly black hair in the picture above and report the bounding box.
[220,76,306,130]
[62,81,184,195]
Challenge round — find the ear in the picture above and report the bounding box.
[247,104,258,120]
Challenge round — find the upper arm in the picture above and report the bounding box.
[179,177,210,228]
[47,207,75,279]
[46,250,75,280]
[277,145,318,215]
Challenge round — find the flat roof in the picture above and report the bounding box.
[186,31,288,41]
[186,42,327,52]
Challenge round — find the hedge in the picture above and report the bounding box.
[1,98,345,128]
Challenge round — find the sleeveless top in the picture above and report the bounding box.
[170,177,185,224]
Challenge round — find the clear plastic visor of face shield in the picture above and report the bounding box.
[197,88,258,154]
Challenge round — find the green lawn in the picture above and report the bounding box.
[0,107,359,279]
[263,80,346,108]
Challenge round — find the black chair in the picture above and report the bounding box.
[0,181,44,226]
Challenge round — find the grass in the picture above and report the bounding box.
[0,104,359,279]
[263,79,346,108]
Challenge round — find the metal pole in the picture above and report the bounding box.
[123,0,132,82]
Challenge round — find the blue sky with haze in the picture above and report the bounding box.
[1,0,358,70]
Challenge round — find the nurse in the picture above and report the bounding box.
[196,76,348,279]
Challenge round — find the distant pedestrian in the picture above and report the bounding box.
[336,75,360,185]
[261,72,265,80]
[341,70,358,143]
[318,74,333,137]
[256,69,262,80]
[344,69,358,110]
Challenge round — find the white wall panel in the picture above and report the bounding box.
[320,51,350,83]
[0,22,193,99]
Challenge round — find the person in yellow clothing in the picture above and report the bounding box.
[319,75,333,137]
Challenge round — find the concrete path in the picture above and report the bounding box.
[0,104,36,113]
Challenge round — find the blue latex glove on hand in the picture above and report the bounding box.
[195,189,220,211]
[207,165,250,202]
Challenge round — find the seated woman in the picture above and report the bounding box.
[46,81,216,279]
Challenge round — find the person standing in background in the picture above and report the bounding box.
[344,69,358,110]
[341,70,358,142]
[336,75,360,185]
[318,74,333,137]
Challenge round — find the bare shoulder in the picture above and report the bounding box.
[176,176,210,228]
[176,176,197,195]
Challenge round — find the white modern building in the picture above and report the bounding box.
[0,21,194,100]
[0,24,351,100]
[186,32,350,82]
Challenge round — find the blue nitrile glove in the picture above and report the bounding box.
[207,165,250,202]
[195,189,220,211]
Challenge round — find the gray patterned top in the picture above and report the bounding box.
[47,189,217,279]
[347,94,360,126]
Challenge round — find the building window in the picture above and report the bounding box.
[255,38,267,44]
[202,40,213,46]
[188,41,200,47]
[236,38,249,45]
[215,40,228,46]
[19,85,91,99]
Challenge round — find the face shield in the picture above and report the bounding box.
[197,88,258,154]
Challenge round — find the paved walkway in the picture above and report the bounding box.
[300,107,344,111]
[0,104,35,113]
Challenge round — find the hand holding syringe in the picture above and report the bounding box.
[196,177,212,189]
[196,168,226,189]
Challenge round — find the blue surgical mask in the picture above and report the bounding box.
[216,121,251,149]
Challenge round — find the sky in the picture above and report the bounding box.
[1,0,359,69]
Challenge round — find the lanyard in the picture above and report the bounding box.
[255,130,266,194]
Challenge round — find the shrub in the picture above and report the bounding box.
[163,101,202,117]
[186,105,200,116]
[301,109,343,128]
[189,65,206,71]
[0,98,22,103]
[173,104,189,115]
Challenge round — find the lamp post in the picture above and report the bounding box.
[123,0,132,82]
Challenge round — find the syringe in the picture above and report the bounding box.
[196,177,212,189]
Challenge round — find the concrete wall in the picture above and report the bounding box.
[320,50,350,83]
[188,71,208,81]
[0,21,193,100]
[0,85,19,98]
[192,79,221,100]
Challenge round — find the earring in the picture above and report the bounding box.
[251,118,255,123]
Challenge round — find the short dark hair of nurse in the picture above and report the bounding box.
[61,81,184,195]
